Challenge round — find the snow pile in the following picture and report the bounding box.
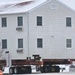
[3,67,10,74]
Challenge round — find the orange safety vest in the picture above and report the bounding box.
[0,70,3,75]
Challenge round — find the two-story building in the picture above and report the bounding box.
[0,0,75,66]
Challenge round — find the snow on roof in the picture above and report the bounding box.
[0,0,75,14]
[0,0,47,14]
[0,0,32,12]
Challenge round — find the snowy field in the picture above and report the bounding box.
[11,72,75,75]
[30,72,75,75]
[3,64,75,75]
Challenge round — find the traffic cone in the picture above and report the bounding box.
[0,70,3,75]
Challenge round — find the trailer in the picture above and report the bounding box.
[8,55,74,74]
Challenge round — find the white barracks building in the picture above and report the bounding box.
[0,0,75,66]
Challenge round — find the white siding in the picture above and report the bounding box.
[28,0,75,59]
[0,13,29,59]
[0,0,75,60]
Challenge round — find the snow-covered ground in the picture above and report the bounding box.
[3,64,75,75]
[11,72,75,75]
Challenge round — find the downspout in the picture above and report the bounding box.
[26,12,30,60]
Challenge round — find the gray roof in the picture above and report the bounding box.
[0,0,75,14]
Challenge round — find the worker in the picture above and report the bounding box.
[0,70,3,75]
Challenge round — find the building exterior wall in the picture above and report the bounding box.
[28,0,75,59]
[0,0,75,62]
[0,13,29,60]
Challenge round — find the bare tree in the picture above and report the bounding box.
[0,49,5,60]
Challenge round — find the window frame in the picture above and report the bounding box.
[66,17,71,27]
[18,38,23,48]
[37,16,42,26]
[17,16,23,26]
[2,17,7,27]
[2,39,7,49]
[66,39,72,48]
[37,38,43,48]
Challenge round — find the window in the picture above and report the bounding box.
[18,16,23,26]
[66,39,72,48]
[66,17,71,27]
[37,16,42,26]
[37,38,43,48]
[2,17,7,27]
[2,39,7,49]
[18,39,23,48]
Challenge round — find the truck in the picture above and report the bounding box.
[8,55,73,74]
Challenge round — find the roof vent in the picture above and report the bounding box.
[50,3,58,9]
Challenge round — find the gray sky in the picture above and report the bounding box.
[60,0,75,6]
[0,0,74,3]
[0,0,26,2]
[0,0,21,2]
[0,0,74,4]
[60,0,75,10]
